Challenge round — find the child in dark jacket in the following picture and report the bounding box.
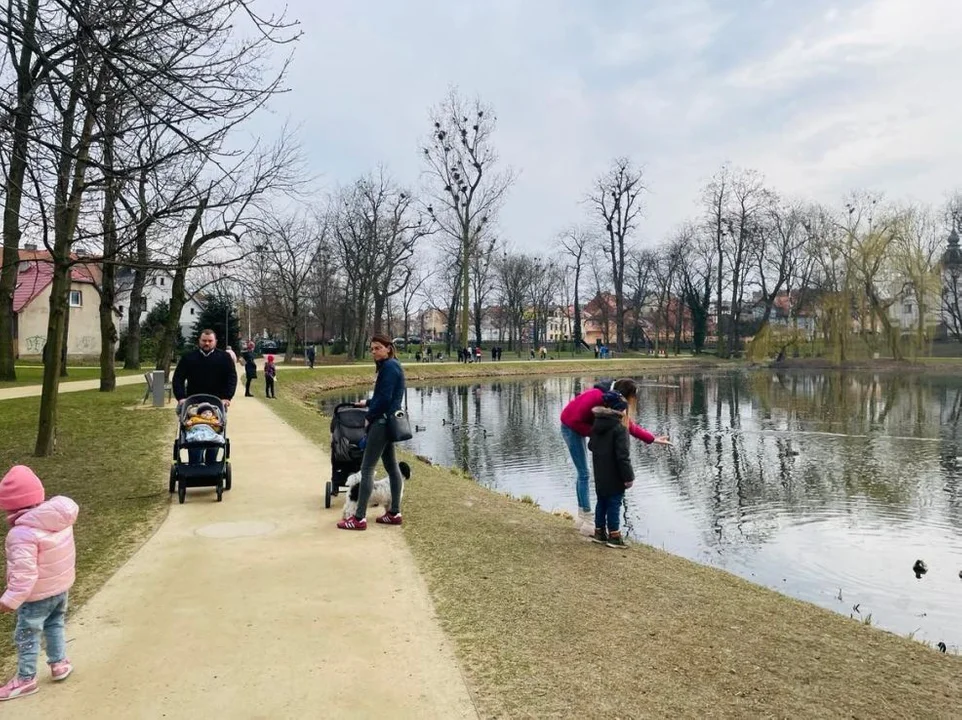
[587,391,635,549]
[264,355,277,399]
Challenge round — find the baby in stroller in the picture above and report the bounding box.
[182,402,226,445]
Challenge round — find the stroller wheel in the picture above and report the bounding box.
[324,481,332,509]
[169,466,177,493]
[216,483,224,502]
[178,485,186,504]
[225,462,232,491]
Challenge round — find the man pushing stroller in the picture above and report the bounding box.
[172,329,237,464]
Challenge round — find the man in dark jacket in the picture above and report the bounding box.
[587,392,635,548]
[173,329,237,464]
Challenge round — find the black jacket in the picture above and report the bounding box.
[366,357,405,421]
[588,406,635,496]
[172,348,238,401]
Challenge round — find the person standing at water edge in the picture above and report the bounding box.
[560,378,669,535]
[338,334,407,530]
[588,393,634,548]
[173,329,237,464]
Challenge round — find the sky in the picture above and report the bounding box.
[249,0,962,252]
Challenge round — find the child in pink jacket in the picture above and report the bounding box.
[0,465,78,702]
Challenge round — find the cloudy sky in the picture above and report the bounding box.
[254,0,962,251]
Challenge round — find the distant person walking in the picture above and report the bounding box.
[306,344,316,369]
[559,378,670,535]
[173,329,237,464]
[241,342,257,397]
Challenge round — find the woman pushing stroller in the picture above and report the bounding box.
[337,334,407,531]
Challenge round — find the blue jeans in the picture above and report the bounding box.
[14,592,68,678]
[594,493,624,533]
[561,424,591,512]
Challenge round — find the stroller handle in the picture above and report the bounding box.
[332,402,364,413]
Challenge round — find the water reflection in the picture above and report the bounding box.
[325,371,962,647]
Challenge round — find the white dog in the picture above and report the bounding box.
[342,461,411,519]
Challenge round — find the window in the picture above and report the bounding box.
[903,304,913,315]
[69,290,82,307]
[160,277,165,286]
[190,308,195,315]
[118,305,124,314]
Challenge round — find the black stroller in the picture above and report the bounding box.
[170,394,232,504]
[325,402,367,508]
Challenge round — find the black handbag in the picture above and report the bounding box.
[386,409,413,442]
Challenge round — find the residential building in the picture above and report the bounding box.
[114,266,204,339]
[13,248,102,357]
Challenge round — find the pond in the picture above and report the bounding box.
[326,370,962,648]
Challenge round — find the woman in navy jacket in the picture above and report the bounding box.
[337,334,407,530]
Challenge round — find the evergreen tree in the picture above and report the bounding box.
[191,294,240,351]
[115,300,185,362]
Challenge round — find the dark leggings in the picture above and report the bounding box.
[265,376,275,398]
[245,374,255,396]
[354,419,403,519]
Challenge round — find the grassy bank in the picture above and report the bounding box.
[0,387,174,674]
[276,356,725,401]
[267,378,962,719]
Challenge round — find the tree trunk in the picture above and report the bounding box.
[99,101,119,391]
[0,0,41,382]
[459,229,470,349]
[157,263,190,378]
[573,268,582,348]
[123,228,149,369]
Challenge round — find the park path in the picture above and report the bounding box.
[14,395,478,719]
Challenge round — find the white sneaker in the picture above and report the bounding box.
[577,510,595,536]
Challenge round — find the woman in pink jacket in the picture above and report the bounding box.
[0,465,78,702]
[560,378,670,534]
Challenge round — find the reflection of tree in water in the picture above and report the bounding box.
[643,370,962,552]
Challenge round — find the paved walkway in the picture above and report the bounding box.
[15,396,477,719]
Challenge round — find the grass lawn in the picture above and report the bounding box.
[0,366,143,389]
[267,372,962,719]
[0,386,174,675]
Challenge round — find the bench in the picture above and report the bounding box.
[143,372,173,405]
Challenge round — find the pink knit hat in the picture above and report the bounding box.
[0,465,45,511]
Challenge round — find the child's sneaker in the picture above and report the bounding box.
[591,528,608,544]
[50,659,73,681]
[606,533,629,549]
[337,516,367,530]
[375,511,402,525]
[0,675,38,701]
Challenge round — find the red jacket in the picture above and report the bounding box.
[560,387,655,443]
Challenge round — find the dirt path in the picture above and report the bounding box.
[14,396,477,719]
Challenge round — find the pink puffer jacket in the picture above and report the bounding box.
[2,496,78,610]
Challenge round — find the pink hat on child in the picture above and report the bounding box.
[0,465,45,511]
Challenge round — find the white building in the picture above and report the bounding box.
[114,267,203,339]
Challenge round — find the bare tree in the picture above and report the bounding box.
[249,213,324,362]
[589,157,645,352]
[624,247,657,349]
[702,164,732,355]
[557,226,593,350]
[676,223,715,354]
[754,197,807,330]
[495,251,534,353]
[422,89,513,349]
[470,233,499,346]
[721,169,771,357]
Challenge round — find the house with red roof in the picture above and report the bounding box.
[13,245,104,357]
